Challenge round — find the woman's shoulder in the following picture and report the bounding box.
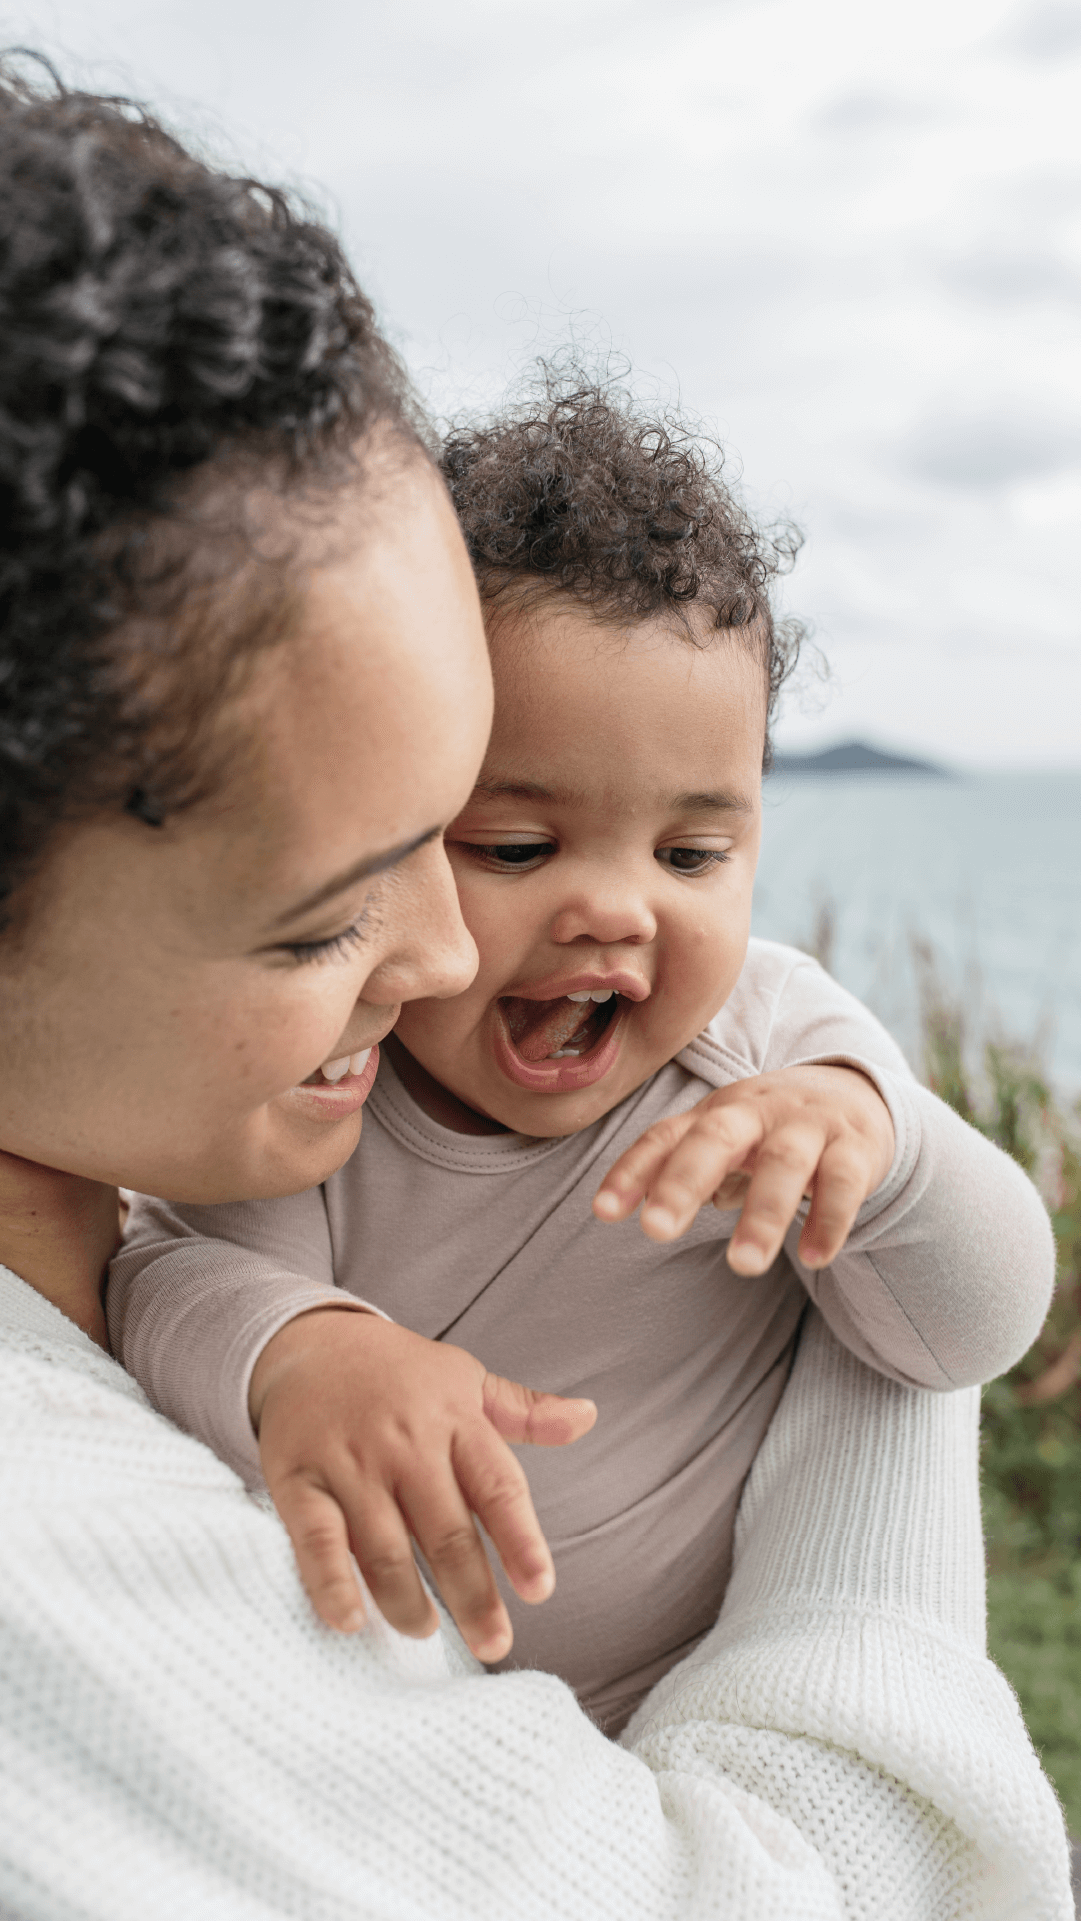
[0,1262,242,1507]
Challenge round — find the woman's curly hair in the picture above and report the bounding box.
[441,373,806,766]
[0,57,418,915]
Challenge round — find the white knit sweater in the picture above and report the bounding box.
[0,1263,1070,1919]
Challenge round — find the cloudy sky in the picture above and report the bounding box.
[5,0,1080,765]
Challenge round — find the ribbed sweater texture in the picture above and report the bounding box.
[0,1265,1070,1918]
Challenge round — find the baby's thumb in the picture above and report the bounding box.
[482,1373,597,1448]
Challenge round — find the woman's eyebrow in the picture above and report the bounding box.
[270,826,441,928]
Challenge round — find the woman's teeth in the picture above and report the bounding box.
[320,1049,372,1085]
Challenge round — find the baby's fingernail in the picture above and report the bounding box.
[593,1191,621,1219]
[642,1206,676,1238]
[340,1608,366,1633]
[728,1241,768,1274]
[475,1633,511,1662]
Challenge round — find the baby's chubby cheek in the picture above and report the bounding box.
[662,915,751,1032]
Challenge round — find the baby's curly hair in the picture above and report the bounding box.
[441,374,805,765]
[0,57,418,915]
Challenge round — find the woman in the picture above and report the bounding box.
[0,65,1070,1919]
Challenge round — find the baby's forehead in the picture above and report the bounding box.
[485,589,723,654]
[469,769,758,816]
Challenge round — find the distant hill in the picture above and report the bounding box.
[769,739,951,778]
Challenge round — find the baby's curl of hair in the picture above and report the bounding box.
[441,369,807,761]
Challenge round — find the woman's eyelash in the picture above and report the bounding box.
[285,920,369,965]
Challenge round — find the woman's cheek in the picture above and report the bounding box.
[232,973,358,1100]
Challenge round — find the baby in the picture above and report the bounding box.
[112,386,1051,1735]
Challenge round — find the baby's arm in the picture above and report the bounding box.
[110,1187,355,1481]
[110,1195,595,1656]
[595,957,1055,1388]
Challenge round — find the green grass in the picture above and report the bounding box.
[917,953,1081,1833]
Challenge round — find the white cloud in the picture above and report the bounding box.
[3,0,1078,763]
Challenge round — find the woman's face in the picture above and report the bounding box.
[0,456,493,1202]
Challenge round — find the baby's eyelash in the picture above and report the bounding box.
[465,841,555,870]
[285,920,369,965]
[655,847,731,876]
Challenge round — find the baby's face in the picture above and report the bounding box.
[392,596,766,1137]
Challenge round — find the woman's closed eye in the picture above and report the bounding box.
[655,846,731,876]
[279,917,372,965]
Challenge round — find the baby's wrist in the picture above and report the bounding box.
[248,1302,381,1432]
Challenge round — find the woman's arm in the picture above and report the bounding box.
[0,1267,1070,1919]
[625,1307,1071,1917]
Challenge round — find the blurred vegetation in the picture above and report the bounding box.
[912,939,1081,1835]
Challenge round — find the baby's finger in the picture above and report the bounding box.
[270,1472,368,1634]
[592,1112,699,1222]
[726,1122,824,1275]
[340,1484,440,1640]
[403,1463,512,1663]
[796,1138,875,1269]
[455,1421,555,1607]
[637,1103,764,1242]
[482,1372,597,1448]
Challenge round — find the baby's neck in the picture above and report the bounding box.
[382,1034,509,1136]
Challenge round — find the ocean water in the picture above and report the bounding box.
[751,771,1081,1097]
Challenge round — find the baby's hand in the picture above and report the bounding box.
[592,1064,895,1274]
[249,1311,596,1662]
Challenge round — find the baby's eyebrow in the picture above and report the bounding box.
[470,777,578,805]
[671,789,756,815]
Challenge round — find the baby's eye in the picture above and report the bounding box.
[463,841,555,872]
[655,846,730,876]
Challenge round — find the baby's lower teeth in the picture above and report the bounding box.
[550,1047,581,1058]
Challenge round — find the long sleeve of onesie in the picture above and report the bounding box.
[109,940,1055,1485]
[680,941,1056,1391]
[1,1265,1071,1919]
[110,1184,370,1480]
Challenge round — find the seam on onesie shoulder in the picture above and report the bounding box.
[859,1249,956,1388]
[677,942,822,1087]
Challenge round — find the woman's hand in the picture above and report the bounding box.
[592,1064,895,1274]
[0,1149,120,1346]
[248,1309,597,1661]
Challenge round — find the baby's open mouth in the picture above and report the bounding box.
[499,989,620,1063]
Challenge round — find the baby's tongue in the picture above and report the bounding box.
[502,995,596,1063]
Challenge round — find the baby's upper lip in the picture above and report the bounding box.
[500,969,651,1004]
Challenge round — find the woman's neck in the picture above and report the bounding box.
[0,1151,117,1348]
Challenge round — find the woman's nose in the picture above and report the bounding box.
[548,880,657,949]
[363,841,479,1005]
